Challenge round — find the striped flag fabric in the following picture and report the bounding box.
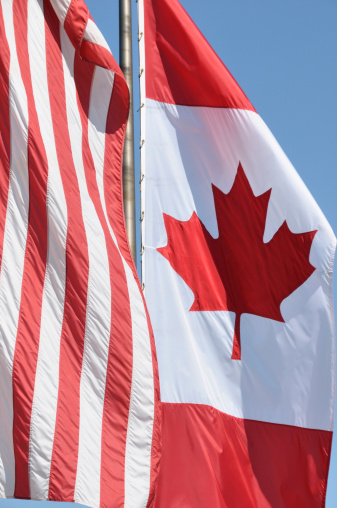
[0,0,160,507]
[139,0,336,506]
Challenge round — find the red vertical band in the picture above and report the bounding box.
[0,0,11,270]
[12,0,49,497]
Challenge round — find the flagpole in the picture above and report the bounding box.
[120,0,137,264]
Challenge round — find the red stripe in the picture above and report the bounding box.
[81,39,116,71]
[0,1,11,270]
[12,0,49,497]
[144,0,255,110]
[63,0,88,50]
[155,402,332,508]
[43,3,89,500]
[72,47,133,508]
[102,72,161,507]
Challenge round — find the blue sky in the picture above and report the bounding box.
[1,0,336,507]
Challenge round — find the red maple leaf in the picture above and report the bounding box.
[157,163,317,360]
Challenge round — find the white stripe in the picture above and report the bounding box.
[0,0,29,497]
[61,32,112,508]
[83,19,110,53]
[88,67,155,508]
[49,0,71,26]
[27,0,68,499]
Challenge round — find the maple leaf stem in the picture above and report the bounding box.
[231,314,242,361]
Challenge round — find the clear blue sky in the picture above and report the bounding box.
[1,0,335,507]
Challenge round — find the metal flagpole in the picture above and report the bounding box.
[120,0,137,264]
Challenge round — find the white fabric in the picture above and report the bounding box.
[144,98,336,431]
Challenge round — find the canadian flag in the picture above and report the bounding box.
[139,0,336,506]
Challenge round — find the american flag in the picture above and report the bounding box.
[0,0,160,507]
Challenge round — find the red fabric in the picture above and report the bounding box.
[144,0,255,110]
[12,0,49,497]
[0,1,10,269]
[154,403,331,508]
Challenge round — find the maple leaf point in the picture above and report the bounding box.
[157,163,317,360]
